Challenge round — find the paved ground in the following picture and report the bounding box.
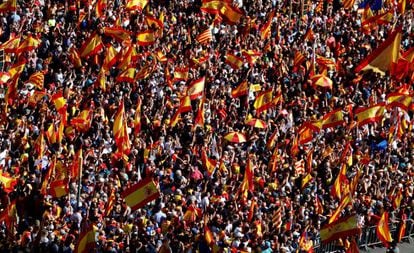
[361,242,414,253]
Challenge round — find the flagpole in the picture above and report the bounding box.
[76,148,83,209]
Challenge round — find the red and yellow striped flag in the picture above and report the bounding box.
[68,47,82,68]
[329,194,352,224]
[74,224,97,253]
[293,51,305,67]
[0,173,17,193]
[121,177,160,211]
[116,67,136,83]
[386,92,412,112]
[0,36,20,53]
[104,189,116,217]
[187,77,205,100]
[355,103,386,126]
[0,0,16,12]
[253,89,273,114]
[16,35,41,54]
[201,148,217,176]
[96,0,107,18]
[80,33,103,58]
[231,80,249,98]
[321,108,344,129]
[342,0,356,9]
[225,52,244,69]
[25,71,44,90]
[49,179,69,198]
[137,30,156,46]
[196,27,213,45]
[173,67,189,81]
[260,11,274,40]
[103,27,131,43]
[321,215,360,243]
[52,91,67,113]
[194,97,205,129]
[126,0,148,11]
[376,211,392,247]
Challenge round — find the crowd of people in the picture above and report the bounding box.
[0,0,413,252]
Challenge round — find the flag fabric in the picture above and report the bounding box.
[204,222,215,245]
[74,224,97,253]
[225,52,244,69]
[71,109,93,133]
[196,27,213,45]
[231,80,249,98]
[0,200,17,230]
[79,33,103,58]
[0,173,17,193]
[116,67,136,83]
[329,194,352,224]
[194,97,205,129]
[253,89,273,114]
[272,207,282,229]
[355,103,386,126]
[103,27,131,43]
[321,109,344,129]
[299,231,314,252]
[320,215,360,243]
[6,61,26,82]
[183,205,202,223]
[266,129,278,150]
[0,36,20,53]
[187,77,205,100]
[397,213,407,242]
[145,14,164,30]
[25,71,44,90]
[68,47,82,68]
[393,190,403,209]
[293,51,306,67]
[355,27,401,73]
[49,179,69,198]
[137,30,156,46]
[346,237,360,253]
[96,0,107,18]
[301,173,313,189]
[201,148,217,176]
[219,3,243,24]
[386,93,412,112]
[16,35,41,54]
[342,0,356,9]
[298,123,315,145]
[260,11,274,40]
[0,0,16,12]
[102,45,119,71]
[71,148,83,180]
[376,211,392,247]
[125,0,149,11]
[294,159,305,177]
[104,189,116,217]
[52,92,67,113]
[121,177,160,211]
[173,67,189,81]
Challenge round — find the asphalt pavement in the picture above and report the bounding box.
[361,242,414,253]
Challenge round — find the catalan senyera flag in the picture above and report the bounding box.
[173,67,189,81]
[329,194,352,224]
[254,89,273,114]
[386,93,412,112]
[25,71,44,90]
[0,0,16,12]
[342,0,356,9]
[68,47,82,68]
[355,102,386,126]
[104,189,116,217]
[225,52,244,69]
[0,173,17,193]
[0,36,20,53]
[201,148,217,176]
[103,27,132,43]
[196,27,213,45]
[377,211,393,247]
[231,80,249,98]
[16,35,41,54]
[293,51,306,67]
[74,224,97,253]
[137,30,156,46]
[49,179,69,198]
[355,27,401,74]
[321,215,360,243]
[125,0,148,11]
[121,177,160,211]
[80,33,103,58]
[187,77,205,100]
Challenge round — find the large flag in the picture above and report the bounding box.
[103,27,131,43]
[25,71,44,90]
[49,179,69,198]
[260,11,274,40]
[74,224,97,253]
[386,93,412,112]
[80,33,103,58]
[196,27,213,45]
[16,35,41,54]
[116,67,136,83]
[231,80,249,98]
[355,103,386,126]
[329,194,352,224]
[0,173,17,193]
[121,177,160,211]
[137,30,156,46]
[0,36,20,53]
[320,215,360,243]
[102,45,119,71]
[253,89,273,114]
[355,27,401,73]
[187,77,205,100]
[201,148,217,176]
[0,0,16,12]
[225,52,243,69]
[376,211,392,247]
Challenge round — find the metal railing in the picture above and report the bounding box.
[313,219,414,253]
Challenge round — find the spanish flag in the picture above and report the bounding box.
[95,69,106,91]
[329,194,352,224]
[0,173,17,193]
[293,51,306,67]
[79,33,103,58]
[121,177,160,211]
[260,11,274,40]
[71,109,93,133]
[266,129,278,150]
[145,14,164,29]
[68,47,82,68]
[298,123,315,145]
[386,92,412,112]
[321,215,360,243]
[242,49,262,65]
[103,27,132,43]
[187,77,205,100]
[178,95,192,113]
[25,71,44,90]
[200,0,226,14]
[49,179,69,198]
[376,211,392,247]
[46,123,56,144]
[355,27,401,74]
[52,91,67,113]
[183,205,202,223]
[126,0,148,11]
[173,67,189,81]
[0,200,17,230]
[118,45,138,70]
[96,0,107,18]
[231,80,249,98]
[74,224,97,253]
[137,30,156,46]
[201,148,217,176]
[7,61,26,81]
[0,36,20,53]
[0,0,16,12]
[194,97,205,129]
[219,3,243,24]
[301,173,313,189]
[397,213,407,242]
[204,223,215,246]
[116,67,136,83]
[355,102,386,126]
[70,148,82,180]
[253,89,273,114]
[225,52,244,69]
[331,163,348,201]
[321,108,344,129]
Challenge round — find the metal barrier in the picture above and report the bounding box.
[313,219,414,253]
